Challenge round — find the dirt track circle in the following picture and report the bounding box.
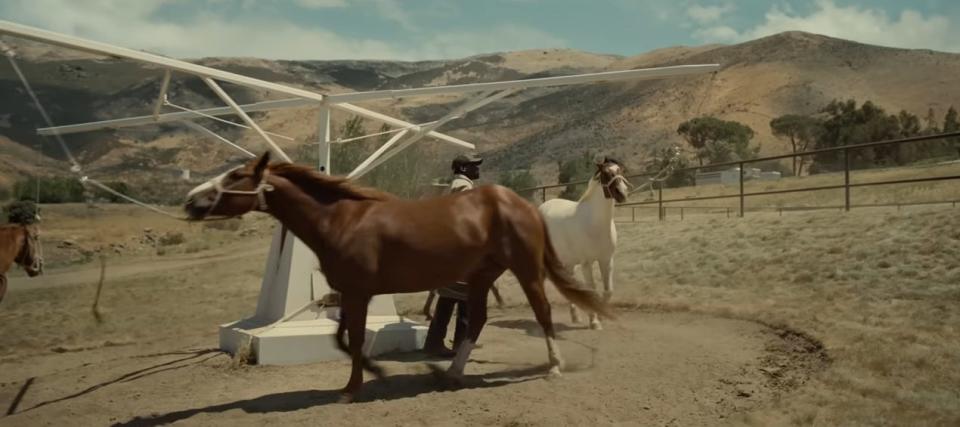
[0,310,825,426]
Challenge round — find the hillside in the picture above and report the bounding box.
[1,31,959,193]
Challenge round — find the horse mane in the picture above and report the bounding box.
[578,173,602,203]
[268,163,397,203]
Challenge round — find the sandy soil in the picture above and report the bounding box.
[10,203,959,425]
[0,221,825,426]
[0,309,821,427]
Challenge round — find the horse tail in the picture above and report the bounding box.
[541,220,615,320]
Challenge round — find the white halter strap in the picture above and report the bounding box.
[207,170,275,217]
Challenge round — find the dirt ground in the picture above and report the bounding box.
[0,308,821,427]
[3,203,959,425]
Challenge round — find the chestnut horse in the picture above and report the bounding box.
[0,223,44,303]
[183,152,611,401]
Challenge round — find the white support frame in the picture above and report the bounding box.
[0,19,722,365]
[180,120,256,158]
[202,77,292,163]
[152,70,171,121]
[348,88,519,178]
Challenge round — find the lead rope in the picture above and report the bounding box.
[628,146,683,197]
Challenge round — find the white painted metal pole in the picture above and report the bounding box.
[317,106,331,174]
[152,70,171,121]
[325,65,721,103]
[349,89,517,179]
[36,99,474,150]
[346,129,409,178]
[202,77,292,163]
[332,103,475,150]
[180,120,256,158]
[0,20,328,104]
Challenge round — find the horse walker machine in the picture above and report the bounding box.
[0,19,718,364]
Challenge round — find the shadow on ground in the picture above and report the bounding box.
[111,364,550,427]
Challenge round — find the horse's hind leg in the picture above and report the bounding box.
[581,261,602,330]
[511,262,564,376]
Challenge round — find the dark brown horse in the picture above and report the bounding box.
[183,152,612,401]
[0,223,44,303]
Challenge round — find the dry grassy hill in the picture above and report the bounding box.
[2,31,959,193]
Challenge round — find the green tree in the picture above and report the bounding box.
[677,117,756,166]
[946,106,960,158]
[102,181,133,203]
[498,170,538,201]
[770,114,823,176]
[924,107,940,134]
[644,145,694,188]
[14,177,85,203]
[557,152,596,201]
[812,100,901,171]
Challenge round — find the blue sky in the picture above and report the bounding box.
[1,0,957,60]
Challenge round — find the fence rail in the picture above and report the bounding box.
[518,131,960,218]
[617,199,960,222]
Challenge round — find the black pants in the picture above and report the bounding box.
[425,296,468,349]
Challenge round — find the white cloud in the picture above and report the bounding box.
[294,0,347,8]
[369,0,418,32]
[415,25,566,59]
[693,0,958,52]
[687,3,733,24]
[0,0,566,60]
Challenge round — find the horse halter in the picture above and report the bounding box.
[16,227,43,273]
[597,171,632,200]
[205,169,275,218]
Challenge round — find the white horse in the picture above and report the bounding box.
[538,157,629,330]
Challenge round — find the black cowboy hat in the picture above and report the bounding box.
[452,153,483,167]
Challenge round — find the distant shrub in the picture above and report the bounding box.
[158,232,186,246]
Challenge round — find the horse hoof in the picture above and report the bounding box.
[590,321,603,330]
[338,393,355,404]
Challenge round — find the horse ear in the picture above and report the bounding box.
[253,151,270,179]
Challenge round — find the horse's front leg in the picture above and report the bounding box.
[581,261,602,330]
[569,264,584,324]
[599,256,614,304]
[339,294,377,403]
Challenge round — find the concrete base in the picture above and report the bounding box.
[220,314,427,365]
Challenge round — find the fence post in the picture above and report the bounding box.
[844,147,851,212]
[726,208,730,218]
[738,162,745,217]
[541,188,546,203]
[631,207,636,222]
[657,183,664,221]
[680,207,684,221]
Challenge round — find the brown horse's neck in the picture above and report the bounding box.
[261,169,388,254]
[262,177,335,252]
[0,225,26,273]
